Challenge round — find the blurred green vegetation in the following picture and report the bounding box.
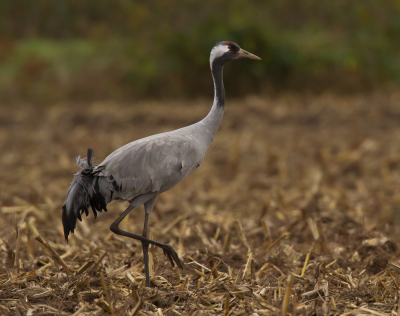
[1,0,400,103]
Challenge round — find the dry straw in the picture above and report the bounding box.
[1,96,400,314]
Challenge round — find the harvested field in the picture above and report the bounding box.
[1,92,400,315]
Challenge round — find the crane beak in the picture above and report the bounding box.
[236,48,262,60]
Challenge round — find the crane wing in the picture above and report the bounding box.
[95,134,200,201]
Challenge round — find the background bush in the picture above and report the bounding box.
[1,0,400,103]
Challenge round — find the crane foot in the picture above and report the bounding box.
[161,244,183,269]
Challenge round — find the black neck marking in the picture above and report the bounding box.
[211,57,226,108]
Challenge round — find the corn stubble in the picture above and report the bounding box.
[1,93,400,315]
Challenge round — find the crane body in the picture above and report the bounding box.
[62,42,261,287]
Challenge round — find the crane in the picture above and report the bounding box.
[62,42,261,287]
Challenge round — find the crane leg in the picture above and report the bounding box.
[142,196,157,287]
[110,197,183,287]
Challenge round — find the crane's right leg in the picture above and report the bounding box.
[142,196,157,287]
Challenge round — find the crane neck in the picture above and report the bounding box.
[211,59,225,109]
[196,58,226,148]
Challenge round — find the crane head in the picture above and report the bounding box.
[210,41,261,66]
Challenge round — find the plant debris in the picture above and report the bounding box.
[1,92,400,315]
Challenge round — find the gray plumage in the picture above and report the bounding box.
[62,41,261,287]
[63,113,219,234]
[97,123,214,202]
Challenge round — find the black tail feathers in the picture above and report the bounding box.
[62,148,108,241]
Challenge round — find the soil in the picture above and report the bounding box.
[1,92,400,315]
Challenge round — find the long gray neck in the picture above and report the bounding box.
[198,59,225,146]
[212,59,225,108]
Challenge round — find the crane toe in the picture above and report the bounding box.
[162,244,183,269]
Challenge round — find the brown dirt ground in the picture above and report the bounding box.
[1,92,400,315]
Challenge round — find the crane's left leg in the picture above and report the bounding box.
[110,192,183,287]
[142,196,157,287]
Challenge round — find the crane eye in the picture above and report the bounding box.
[228,46,232,50]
